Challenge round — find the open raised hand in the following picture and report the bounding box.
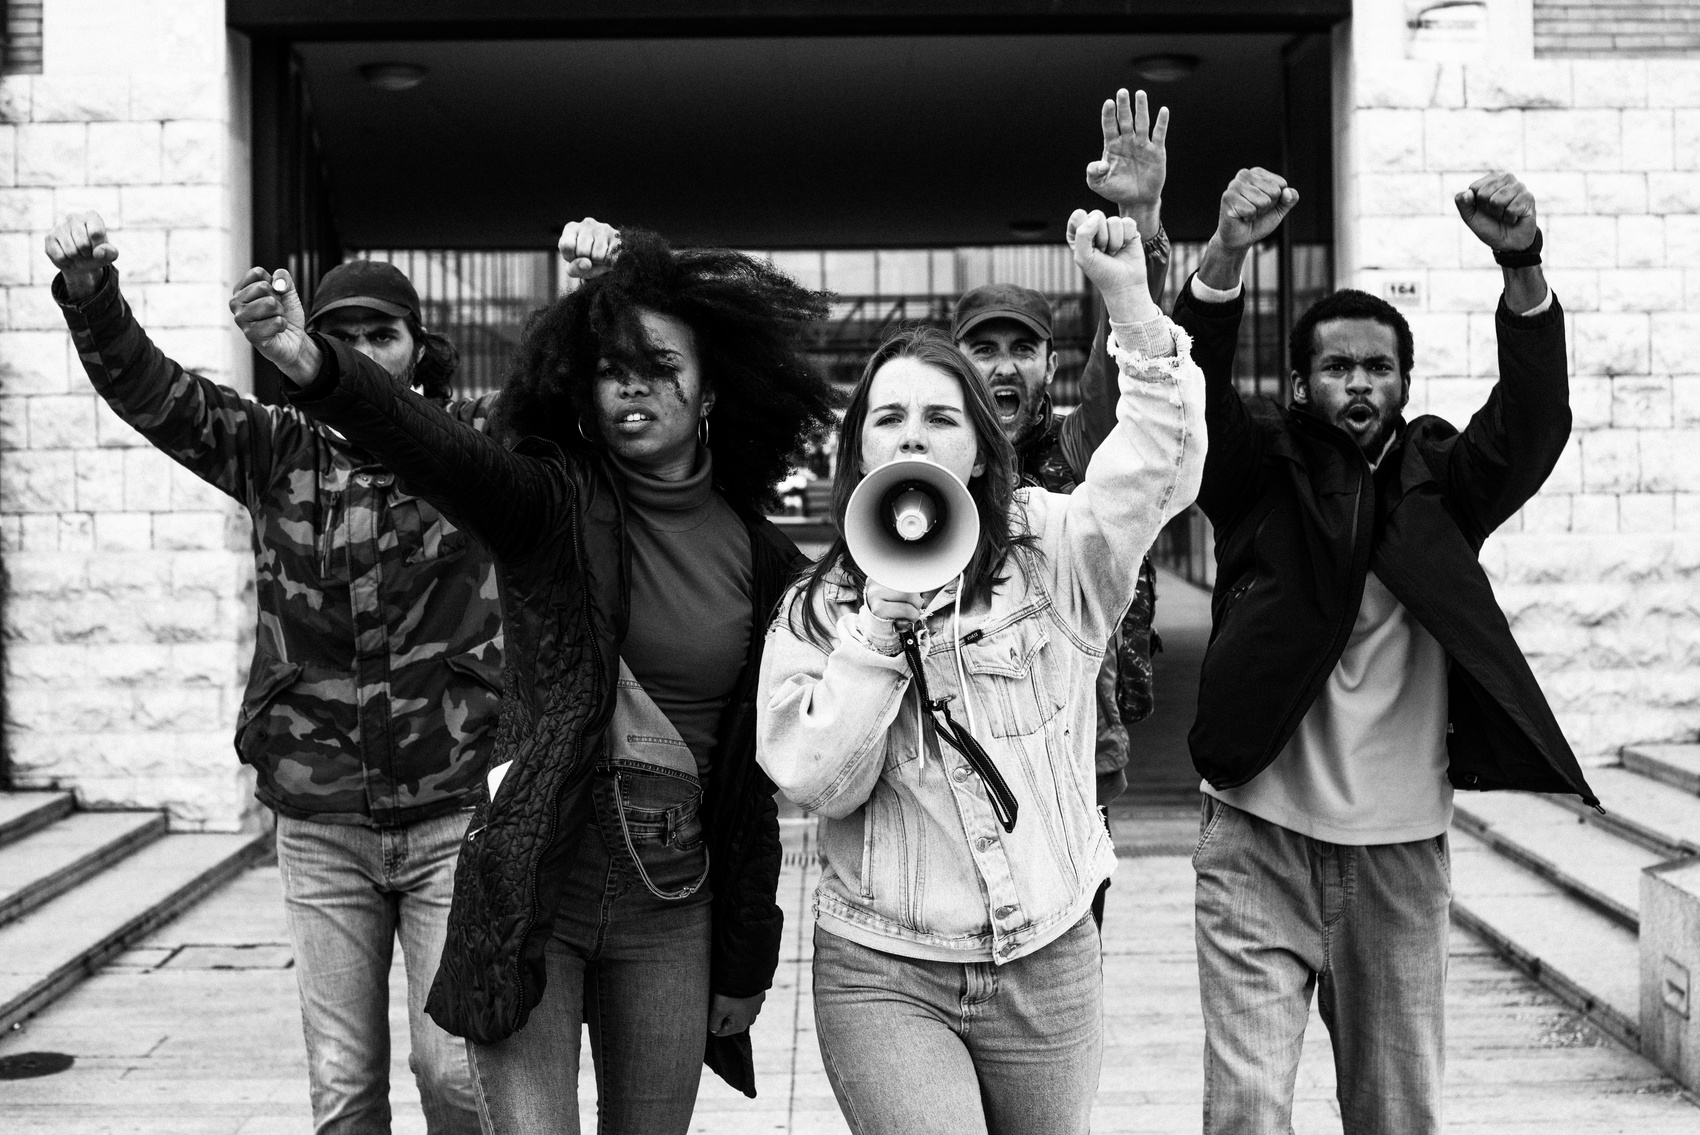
[558,217,622,280]
[229,267,319,385]
[45,212,120,301]
[1455,172,1537,253]
[1086,88,1168,229]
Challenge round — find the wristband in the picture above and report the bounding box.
[1492,227,1542,269]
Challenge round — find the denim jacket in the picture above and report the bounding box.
[757,318,1206,964]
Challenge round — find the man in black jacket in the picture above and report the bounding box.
[1171,169,1595,1135]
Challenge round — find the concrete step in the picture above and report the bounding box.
[1449,826,1642,1051]
[1453,792,1664,930]
[1622,744,1700,797]
[0,830,271,1032]
[1550,765,1700,859]
[0,811,169,929]
[0,791,75,850]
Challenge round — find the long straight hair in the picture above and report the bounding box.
[788,326,1038,647]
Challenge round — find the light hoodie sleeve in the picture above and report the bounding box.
[1042,314,1206,645]
[757,596,921,819]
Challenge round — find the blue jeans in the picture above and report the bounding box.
[812,915,1102,1135]
[467,770,712,1135]
[276,808,480,1135]
[1193,796,1451,1135]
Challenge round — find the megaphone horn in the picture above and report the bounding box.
[844,458,981,594]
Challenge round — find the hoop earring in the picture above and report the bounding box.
[578,418,595,444]
[698,417,710,447]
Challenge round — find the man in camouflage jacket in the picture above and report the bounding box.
[47,214,496,1135]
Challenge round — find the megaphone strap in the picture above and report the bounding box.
[897,625,1019,834]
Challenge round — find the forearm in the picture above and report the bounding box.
[1120,200,1160,242]
[1062,323,1207,630]
[56,268,263,498]
[289,338,553,558]
[1195,234,1250,293]
[1059,317,1117,480]
[1503,264,1549,316]
[756,622,912,819]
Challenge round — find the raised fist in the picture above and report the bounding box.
[558,217,621,280]
[229,267,316,384]
[45,212,119,300]
[1068,210,1154,325]
[1086,88,1168,216]
[1455,172,1537,253]
[1215,169,1300,252]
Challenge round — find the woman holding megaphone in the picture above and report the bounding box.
[758,210,1206,1135]
[230,221,838,1133]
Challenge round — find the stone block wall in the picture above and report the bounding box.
[0,0,255,830]
[1345,0,1700,759]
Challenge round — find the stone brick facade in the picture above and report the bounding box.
[1343,0,1700,758]
[0,0,255,830]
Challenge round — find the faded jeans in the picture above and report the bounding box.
[467,769,712,1135]
[1193,796,1451,1135]
[812,914,1103,1135]
[276,808,480,1135]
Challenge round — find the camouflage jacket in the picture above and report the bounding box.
[1020,317,1161,777]
[56,270,505,827]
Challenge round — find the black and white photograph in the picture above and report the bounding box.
[1,1,1699,1132]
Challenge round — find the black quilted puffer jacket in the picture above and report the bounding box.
[289,336,793,1096]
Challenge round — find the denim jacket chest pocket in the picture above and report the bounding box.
[959,617,1064,738]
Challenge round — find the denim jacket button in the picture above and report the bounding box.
[994,904,1017,919]
[953,765,972,781]
[975,836,997,852]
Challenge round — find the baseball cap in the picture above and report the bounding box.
[307,260,422,328]
[952,283,1053,341]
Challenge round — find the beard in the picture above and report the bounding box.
[1330,397,1399,458]
[991,382,1047,449]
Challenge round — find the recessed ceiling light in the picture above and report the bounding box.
[359,63,428,92]
[1129,54,1200,83]
[1009,220,1049,241]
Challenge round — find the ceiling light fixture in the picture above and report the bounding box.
[1129,53,1200,83]
[359,63,428,92]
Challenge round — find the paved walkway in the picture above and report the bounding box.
[3,818,1696,1133]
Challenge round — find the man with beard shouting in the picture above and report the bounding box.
[44,215,497,1135]
[952,89,1171,928]
[1171,169,1598,1134]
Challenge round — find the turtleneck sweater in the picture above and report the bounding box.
[612,449,754,780]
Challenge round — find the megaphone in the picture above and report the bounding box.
[844,458,980,594]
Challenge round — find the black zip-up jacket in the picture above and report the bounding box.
[288,338,792,1095]
[1172,277,1596,807]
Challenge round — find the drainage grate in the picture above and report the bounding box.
[0,1052,75,1080]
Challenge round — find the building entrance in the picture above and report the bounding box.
[227,1,1349,803]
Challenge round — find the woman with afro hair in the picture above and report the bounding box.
[231,218,839,1133]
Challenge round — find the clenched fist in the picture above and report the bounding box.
[1068,210,1158,326]
[229,267,320,386]
[1215,169,1300,252]
[1455,172,1537,253]
[45,212,119,301]
[558,217,621,280]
